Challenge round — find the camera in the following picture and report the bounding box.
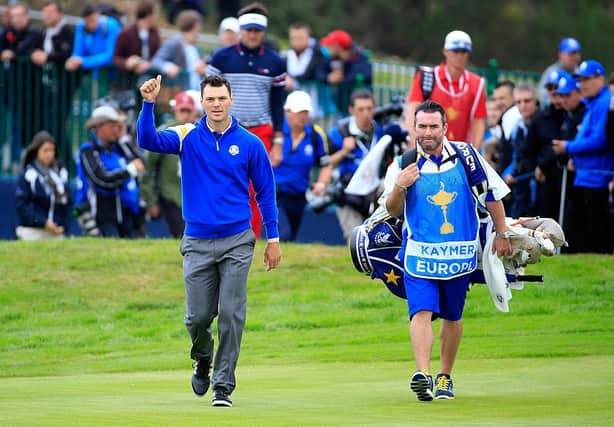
[307,176,375,217]
[306,180,345,214]
[72,202,100,236]
[374,95,404,125]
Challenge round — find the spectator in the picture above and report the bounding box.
[0,2,39,171]
[141,91,196,238]
[113,0,161,84]
[151,10,205,92]
[31,1,74,67]
[207,1,286,238]
[554,72,585,250]
[274,91,332,241]
[530,71,566,220]
[552,60,613,253]
[285,23,326,88]
[66,4,121,77]
[0,3,37,62]
[538,37,582,106]
[501,84,539,218]
[328,89,383,241]
[481,96,502,168]
[76,106,145,238]
[30,0,76,164]
[217,17,239,47]
[492,80,522,174]
[284,22,326,117]
[15,131,70,240]
[317,29,372,113]
[404,30,487,149]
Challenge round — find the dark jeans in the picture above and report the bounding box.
[564,186,612,253]
[508,179,534,218]
[97,201,145,239]
[277,193,307,242]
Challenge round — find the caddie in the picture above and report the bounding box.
[382,100,512,401]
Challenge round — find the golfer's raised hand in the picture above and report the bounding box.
[140,74,162,102]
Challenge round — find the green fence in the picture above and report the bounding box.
[0,56,541,176]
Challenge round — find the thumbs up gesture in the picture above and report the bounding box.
[139,74,162,102]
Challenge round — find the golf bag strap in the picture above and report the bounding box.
[398,143,487,198]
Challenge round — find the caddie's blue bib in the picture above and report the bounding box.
[403,159,479,279]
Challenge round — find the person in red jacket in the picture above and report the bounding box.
[404,30,487,149]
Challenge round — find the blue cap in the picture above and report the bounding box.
[576,60,606,78]
[545,69,564,87]
[559,37,581,54]
[555,72,580,95]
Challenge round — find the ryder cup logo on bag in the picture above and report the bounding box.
[373,231,393,246]
[229,145,240,156]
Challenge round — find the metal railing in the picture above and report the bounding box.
[0,56,541,176]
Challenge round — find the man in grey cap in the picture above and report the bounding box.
[76,106,145,238]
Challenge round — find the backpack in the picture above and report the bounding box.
[97,3,125,28]
[418,67,435,100]
[399,142,489,200]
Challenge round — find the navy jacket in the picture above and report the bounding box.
[15,163,70,228]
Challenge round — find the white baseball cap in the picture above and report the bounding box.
[219,17,239,34]
[444,30,472,52]
[284,91,312,113]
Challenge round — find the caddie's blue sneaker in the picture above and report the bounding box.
[410,370,434,401]
[191,359,210,397]
[435,373,454,399]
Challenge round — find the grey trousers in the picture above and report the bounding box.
[180,229,255,394]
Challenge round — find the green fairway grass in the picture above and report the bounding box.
[0,239,612,426]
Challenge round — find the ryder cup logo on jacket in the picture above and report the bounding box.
[229,145,240,156]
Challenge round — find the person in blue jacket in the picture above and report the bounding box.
[65,4,121,77]
[327,89,383,241]
[15,131,70,240]
[137,74,281,408]
[76,106,145,238]
[552,60,614,253]
[274,91,332,241]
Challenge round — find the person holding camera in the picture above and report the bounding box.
[328,89,383,241]
[75,106,145,238]
[274,91,332,241]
